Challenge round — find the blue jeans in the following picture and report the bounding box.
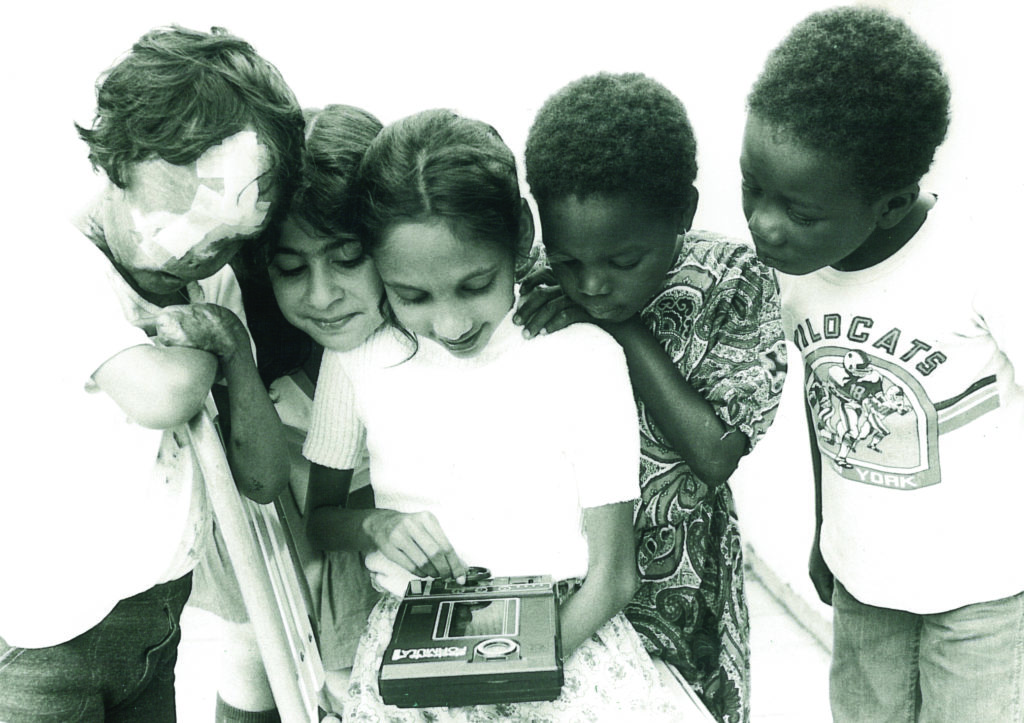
[830,579,1024,722]
[0,574,192,722]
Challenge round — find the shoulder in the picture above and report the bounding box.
[528,322,630,382]
[323,325,412,375]
[55,228,151,375]
[675,231,770,282]
[64,225,132,310]
[653,231,779,313]
[534,321,623,359]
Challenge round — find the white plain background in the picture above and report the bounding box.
[4,0,1021,616]
[10,0,1022,238]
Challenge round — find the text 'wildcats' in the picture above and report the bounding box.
[792,314,946,376]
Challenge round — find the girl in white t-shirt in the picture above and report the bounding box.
[302,108,695,721]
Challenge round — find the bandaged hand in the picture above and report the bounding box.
[154,304,248,362]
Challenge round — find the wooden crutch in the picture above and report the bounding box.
[187,407,336,723]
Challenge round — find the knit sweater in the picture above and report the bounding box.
[304,306,641,583]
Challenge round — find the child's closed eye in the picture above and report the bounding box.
[391,292,427,305]
[786,209,818,226]
[740,180,762,195]
[546,254,579,269]
[331,239,367,269]
[609,256,643,270]
[329,254,367,271]
[461,277,495,295]
[271,262,306,278]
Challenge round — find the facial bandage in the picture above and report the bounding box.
[127,130,272,266]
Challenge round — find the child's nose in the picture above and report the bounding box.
[308,266,342,309]
[434,309,473,340]
[577,267,611,297]
[747,207,786,246]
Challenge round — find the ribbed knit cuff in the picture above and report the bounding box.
[303,350,363,468]
[215,694,281,723]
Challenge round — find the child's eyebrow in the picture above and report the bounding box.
[788,197,828,212]
[461,266,499,281]
[387,264,500,290]
[775,188,828,212]
[274,238,361,258]
[384,280,426,292]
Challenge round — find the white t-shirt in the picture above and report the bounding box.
[780,196,1024,613]
[304,306,640,585]
[0,225,244,647]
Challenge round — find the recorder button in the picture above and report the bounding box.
[465,566,491,583]
[475,637,520,660]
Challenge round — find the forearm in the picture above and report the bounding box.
[217,348,289,504]
[805,401,824,533]
[805,398,834,601]
[602,316,747,484]
[558,568,638,657]
[559,501,639,657]
[307,505,381,552]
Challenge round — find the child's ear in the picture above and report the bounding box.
[674,186,699,234]
[516,198,536,257]
[874,184,920,230]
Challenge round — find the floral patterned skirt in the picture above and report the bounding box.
[340,595,699,722]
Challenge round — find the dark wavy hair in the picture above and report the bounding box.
[76,25,304,216]
[291,105,384,240]
[524,72,697,213]
[747,6,951,201]
[356,108,522,255]
[354,108,525,353]
[233,105,383,386]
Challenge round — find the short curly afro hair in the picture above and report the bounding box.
[747,6,950,201]
[525,72,697,213]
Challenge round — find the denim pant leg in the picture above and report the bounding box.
[106,574,193,723]
[919,590,1024,723]
[830,580,921,723]
[0,637,103,721]
[0,574,192,723]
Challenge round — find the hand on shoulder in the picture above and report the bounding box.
[514,270,598,338]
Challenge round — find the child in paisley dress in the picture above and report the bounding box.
[516,72,787,723]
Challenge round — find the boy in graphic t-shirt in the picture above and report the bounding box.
[741,7,1024,721]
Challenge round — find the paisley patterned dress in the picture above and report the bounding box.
[624,232,787,723]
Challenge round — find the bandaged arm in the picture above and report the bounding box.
[91,344,217,429]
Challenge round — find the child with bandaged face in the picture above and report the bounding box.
[0,26,304,722]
